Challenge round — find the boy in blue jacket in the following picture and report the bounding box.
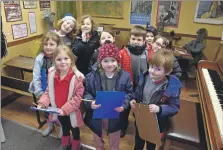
[130,49,182,150]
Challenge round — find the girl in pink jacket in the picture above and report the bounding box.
[37,45,84,150]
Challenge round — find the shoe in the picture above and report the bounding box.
[56,136,71,150]
[58,126,63,139]
[42,121,54,137]
[120,129,126,138]
[72,140,81,150]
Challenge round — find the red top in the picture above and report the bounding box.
[54,69,74,108]
[147,44,154,61]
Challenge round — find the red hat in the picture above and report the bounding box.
[98,43,120,63]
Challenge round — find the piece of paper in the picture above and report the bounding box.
[134,103,162,146]
[93,91,126,119]
[11,23,28,39]
[28,12,37,34]
[30,106,59,114]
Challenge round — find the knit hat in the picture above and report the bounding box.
[98,43,120,63]
[62,13,76,23]
[146,23,157,36]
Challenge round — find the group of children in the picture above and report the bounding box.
[29,14,182,150]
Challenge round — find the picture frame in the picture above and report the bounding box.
[3,1,20,5]
[23,1,37,9]
[194,1,223,25]
[156,1,182,28]
[39,1,51,11]
[28,12,37,34]
[4,5,22,22]
[11,23,28,39]
[82,1,123,19]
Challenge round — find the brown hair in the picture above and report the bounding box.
[76,15,97,33]
[153,35,169,48]
[149,49,174,73]
[130,26,146,40]
[101,29,116,38]
[40,31,62,51]
[56,19,77,40]
[53,45,77,71]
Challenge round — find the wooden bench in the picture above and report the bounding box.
[1,76,47,129]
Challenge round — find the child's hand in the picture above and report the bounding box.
[149,104,160,113]
[130,99,136,109]
[91,101,101,109]
[37,105,42,109]
[57,109,65,116]
[114,106,124,112]
[81,33,87,42]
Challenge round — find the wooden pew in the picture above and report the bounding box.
[1,76,47,129]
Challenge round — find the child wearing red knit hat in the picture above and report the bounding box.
[83,43,134,150]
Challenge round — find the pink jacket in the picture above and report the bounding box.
[38,67,85,128]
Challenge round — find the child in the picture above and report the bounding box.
[145,25,157,46]
[71,15,100,75]
[119,25,147,137]
[145,25,157,60]
[150,35,182,79]
[89,29,116,69]
[84,43,133,150]
[29,31,63,137]
[37,45,85,150]
[130,49,182,150]
[56,13,77,47]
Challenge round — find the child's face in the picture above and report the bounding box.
[146,32,154,45]
[101,57,118,73]
[152,38,165,52]
[129,35,144,46]
[149,65,166,81]
[55,51,71,72]
[81,17,92,33]
[100,31,115,45]
[43,38,57,56]
[61,20,75,34]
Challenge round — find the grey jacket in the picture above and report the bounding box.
[28,52,45,97]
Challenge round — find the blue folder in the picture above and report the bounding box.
[93,91,126,119]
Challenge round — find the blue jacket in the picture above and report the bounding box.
[83,67,134,137]
[133,72,182,132]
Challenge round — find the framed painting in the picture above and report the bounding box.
[82,1,123,19]
[23,1,37,9]
[39,1,51,11]
[3,1,20,5]
[4,5,22,22]
[156,1,182,28]
[194,1,223,25]
[11,23,28,39]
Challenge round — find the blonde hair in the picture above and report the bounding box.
[53,45,77,71]
[130,26,146,40]
[149,49,174,73]
[76,15,97,33]
[40,31,62,51]
[56,19,77,40]
[153,35,169,48]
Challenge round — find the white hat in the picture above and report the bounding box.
[62,13,76,23]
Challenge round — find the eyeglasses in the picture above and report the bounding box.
[155,42,165,48]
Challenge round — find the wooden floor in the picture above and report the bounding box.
[1,78,199,150]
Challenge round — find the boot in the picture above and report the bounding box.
[42,121,54,137]
[58,126,63,139]
[56,136,71,150]
[72,140,81,150]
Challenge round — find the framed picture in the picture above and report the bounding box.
[28,12,37,34]
[82,1,123,19]
[194,1,223,25]
[23,1,37,9]
[4,5,22,22]
[3,1,20,5]
[130,1,153,25]
[39,1,51,11]
[11,23,28,39]
[156,1,182,28]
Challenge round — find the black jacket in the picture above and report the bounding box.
[71,30,100,75]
